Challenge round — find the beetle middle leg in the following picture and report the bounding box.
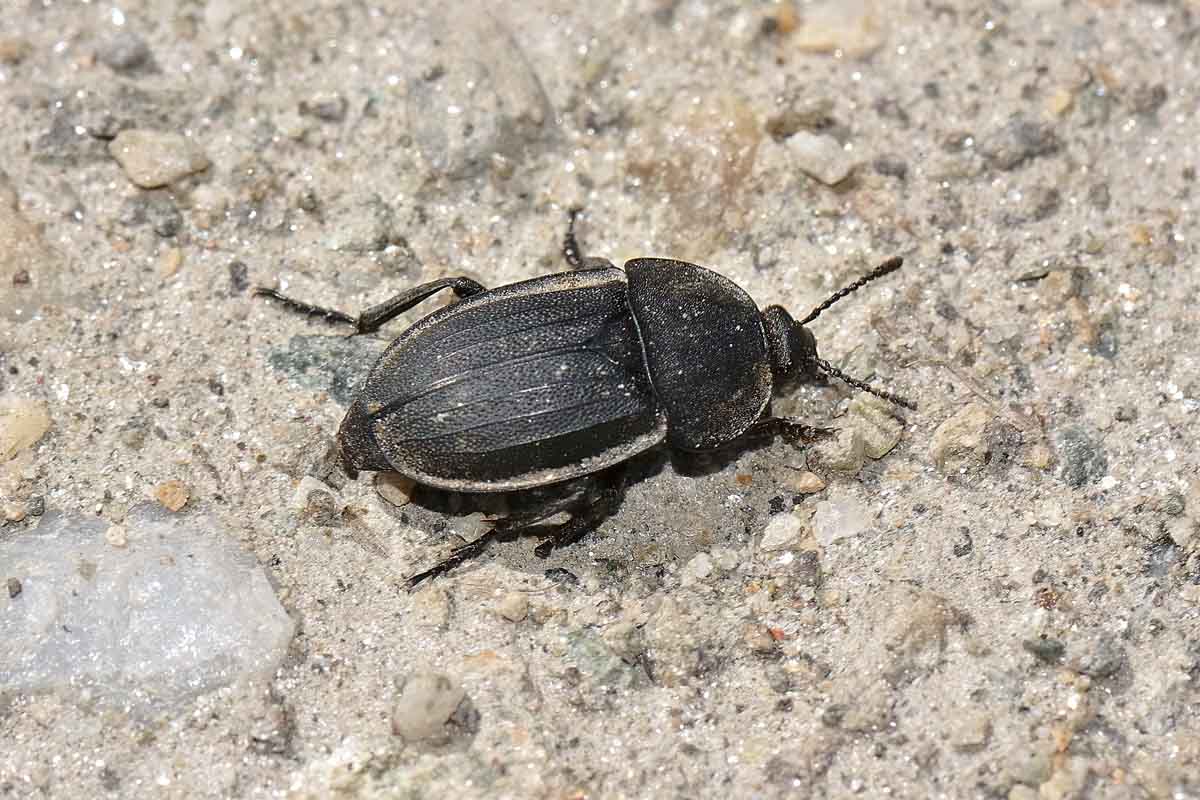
[254,276,487,334]
[531,465,627,557]
[404,466,627,589]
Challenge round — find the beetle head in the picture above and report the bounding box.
[763,305,820,384]
[762,256,917,410]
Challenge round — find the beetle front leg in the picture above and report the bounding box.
[747,417,834,445]
[254,276,487,334]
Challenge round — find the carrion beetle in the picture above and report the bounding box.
[256,209,914,586]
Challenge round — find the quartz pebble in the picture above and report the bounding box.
[812,496,871,546]
[793,0,886,59]
[109,129,210,189]
[0,505,294,712]
[0,397,50,462]
[788,131,856,186]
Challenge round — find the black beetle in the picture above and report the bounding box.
[256,210,913,586]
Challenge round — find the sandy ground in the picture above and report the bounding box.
[2,0,1199,797]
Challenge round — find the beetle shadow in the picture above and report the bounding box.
[397,446,671,524]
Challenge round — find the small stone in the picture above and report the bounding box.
[375,473,416,507]
[744,624,778,655]
[1038,757,1092,800]
[117,419,148,450]
[299,486,339,527]
[323,194,395,253]
[159,247,183,278]
[6,577,21,598]
[930,403,992,473]
[410,585,452,629]
[1046,87,1075,116]
[391,672,477,745]
[96,31,154,73]
[1022,637,1065,664]
[300,93,349,122]
[1008,785,1038,800]
[3,502,27,522]
[1025,443,1052,470]
[848,396,904,459]
[812,496,870,547]
[760,510,807,552]
[681,552,714,584]
[0,397,50,462]
[949,711,992,751]
[0,37,31,65]
[602,621,646,663]
[793,0,886,59]
[228,261,249,294]
[1069,635,1125,679]
[27,496,45,516]
[1166,518,1194,549]
[109,130,210,189]
[104,524,128,548]
[807,426,866,475]
[1,172,67,321]
[154,480,189,512]
[787,131,856,185]
[496,592,529,622]
[1055,427,1107,488]
[786,471,826,494]
[981,115,1060,171]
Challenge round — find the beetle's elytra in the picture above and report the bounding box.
[256,209,914,586]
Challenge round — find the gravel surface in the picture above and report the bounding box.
[1,1,1198,798]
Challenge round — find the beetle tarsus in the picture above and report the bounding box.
[252,286,358,327]
[562,207,585,269]
[748,417,835,445]
[404,531,501,591]
[560,207,616,271]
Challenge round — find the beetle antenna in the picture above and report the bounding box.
[815,357,917,410]
[799,256,904,326]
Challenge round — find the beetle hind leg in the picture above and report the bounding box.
[561,207,616,272]
[254,276,487,335]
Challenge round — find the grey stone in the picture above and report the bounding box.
[96,31,155,73]
[0,504,294,713]
[1055,426,1108,488]
[266,334,386,405]
[982,116,1060,171]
